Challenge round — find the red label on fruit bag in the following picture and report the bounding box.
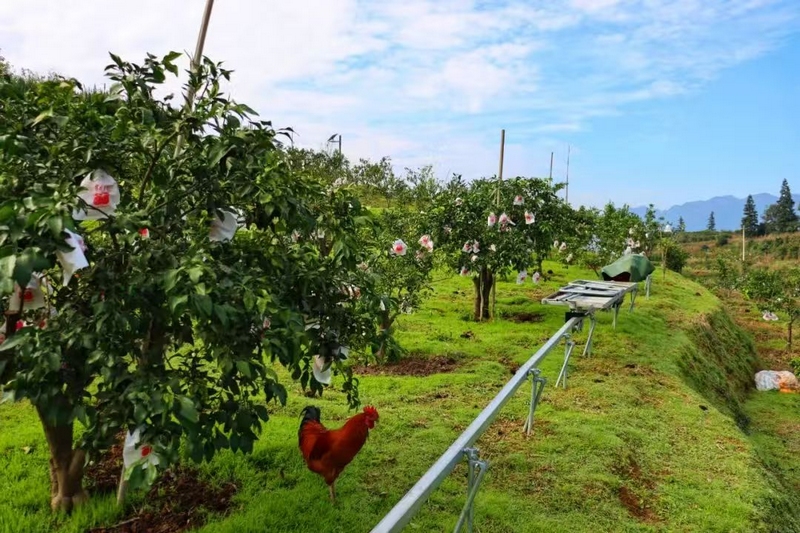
[93,191,110,206]
[23,289,34,301]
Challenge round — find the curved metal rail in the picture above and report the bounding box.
[370,316,582,533]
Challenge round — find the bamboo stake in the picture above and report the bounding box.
[496,130,505,204]
[565,145,570,203]
[742,226,746,262]
[174,0,216,157]
[492,130,505,320]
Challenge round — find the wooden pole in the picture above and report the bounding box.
[742,226,746,261]
[497,129,505,202]
[174,0,216,157]
[565,145,570,203]
[493,129,505,321]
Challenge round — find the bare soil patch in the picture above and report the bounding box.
[85,438,238,533]
[84,436,124,494]
[611,455,660,523]
[499,356,520,375]
[506,312,546,323]
[355,355,460,377]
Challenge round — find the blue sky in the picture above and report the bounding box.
[1,0,799,209]
[568,35,800,209]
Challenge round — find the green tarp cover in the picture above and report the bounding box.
[601,254,655,282]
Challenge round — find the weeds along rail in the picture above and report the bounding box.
[370,316,584,533]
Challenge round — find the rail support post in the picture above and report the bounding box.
[454,448,488,533]
[522,368,547,436]
[555,335,577,389]
[645,274,652,299]
[582,314,597,357]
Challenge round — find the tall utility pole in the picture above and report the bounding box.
[565,145,571,204]
[174,0,216,156]
[548,151,554,180]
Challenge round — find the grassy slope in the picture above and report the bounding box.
[0,263,793,533]
[681,233,800,532]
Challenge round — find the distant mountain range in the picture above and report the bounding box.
[631,193,800,232]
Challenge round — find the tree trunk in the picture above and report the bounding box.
[4,305,86,512]
[472,267,494,321]
[788,319,794,349]
[376,311,394,362]
[37,405,88,513]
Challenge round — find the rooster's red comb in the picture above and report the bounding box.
[363,405,379,418]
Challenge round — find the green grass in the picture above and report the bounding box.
[2,263,798,532]
[680,236,800,533]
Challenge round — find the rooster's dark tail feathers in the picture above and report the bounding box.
[299,405,322,439]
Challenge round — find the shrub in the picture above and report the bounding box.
[663,243,689,273]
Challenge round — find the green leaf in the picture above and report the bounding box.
[209,144,234,167]
[109,52,123,68]
[254,405,269,422]
[212,430,229,449]
[213,304,229,327]
[169,294,188,313]
[31,109,54,126]
[0,255,16,283]
[187,266,203,284]
[47,216,64,238]
[73,405,88,426]
[235,360,252,378]
[266,381,288,406]
[225,116,241,130]
[193,294,212,316]
[12,250,50,288]
[163,51,182,63]
[177,396,199,423]
[243,291,255,312]
[0,206,14,224]
[140,109,155,125]
[163,269,180,292]
[0,334,26,352]
[134,403,148,424]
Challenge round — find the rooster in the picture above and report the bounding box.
[298,405,379,502]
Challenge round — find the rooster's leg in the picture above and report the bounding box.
[329,483,336,503]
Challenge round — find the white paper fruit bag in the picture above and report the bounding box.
[7,274,48,312]
[312,355,332,385]
[73,169,120,220]
[311,346,348,385]
[209,210,238,242]
[56,229,89,286]
[123,428,159,472]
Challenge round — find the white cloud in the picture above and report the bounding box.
[1,0,798,205]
